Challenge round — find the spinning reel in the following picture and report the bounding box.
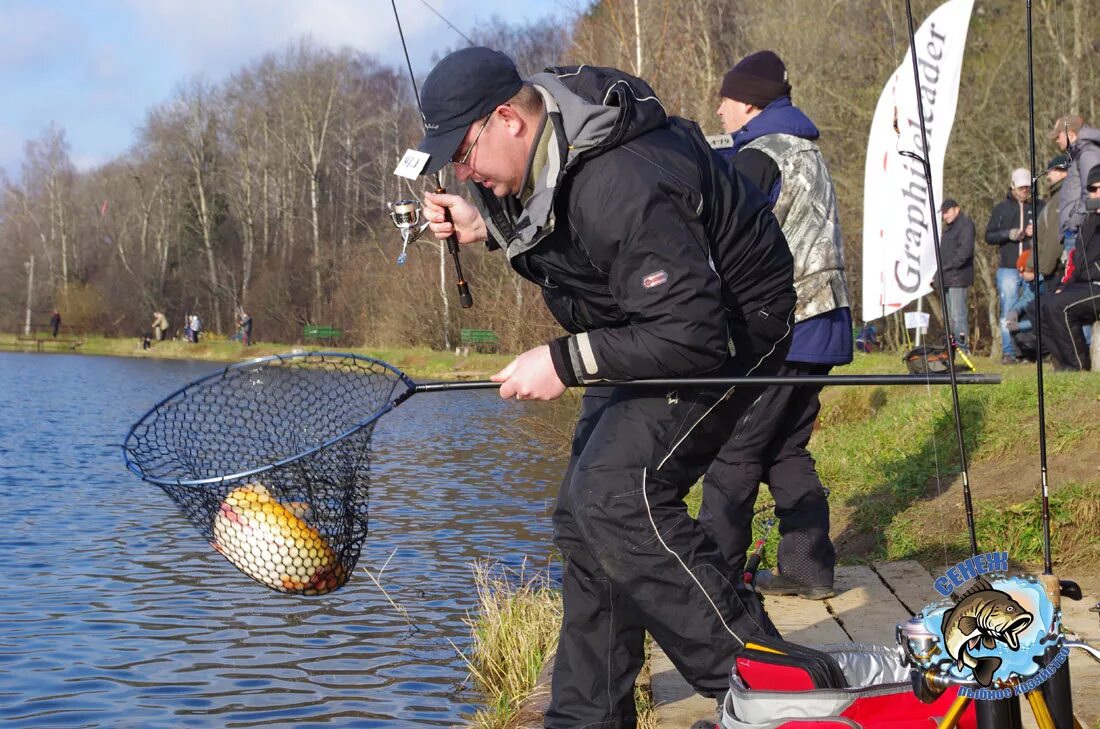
[386,194,473,308]
[387,199,431,265]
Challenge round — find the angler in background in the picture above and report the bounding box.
[151,311,169,342]
[704,50,851,600]
[189,313,202,343]
[985,167,1044,364]
[1050,114,1100,257]
[937,198,975,353]
[1029,154,1070,285]
[1039,163,1100,371]
[415,47,795,729]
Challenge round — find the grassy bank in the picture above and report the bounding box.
[0,332,513,380]
[683,352,1100,570]
[812,353,1100,568]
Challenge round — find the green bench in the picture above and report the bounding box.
[304,324,343,342]
[459,328,499,353]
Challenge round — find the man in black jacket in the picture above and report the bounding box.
[985,168,1044,363]
[938,199,975,351]
[1039,163,1100,370]
[415,48,795,728]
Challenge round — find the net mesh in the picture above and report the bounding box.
[123,352,411,595]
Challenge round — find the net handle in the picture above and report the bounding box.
[123,351,1000,488]
[411,372,1001,394]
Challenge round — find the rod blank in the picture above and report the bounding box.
[414,373,1001,393]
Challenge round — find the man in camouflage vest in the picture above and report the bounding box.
[702,50,852,599]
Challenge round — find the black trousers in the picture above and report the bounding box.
[698,361,835,589]
[1039,283,1100,370]
[545,304,792,729]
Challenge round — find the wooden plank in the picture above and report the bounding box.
[763,593,851,645]
[650,644,718,727]
[825,565,912,645]
[872,560,944,616]
[1067,652,1100,729]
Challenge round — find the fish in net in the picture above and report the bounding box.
[123,352,413,595]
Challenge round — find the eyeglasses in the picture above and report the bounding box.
[1088,184,1100,193]
[454,114,492,167]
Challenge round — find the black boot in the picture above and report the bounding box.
[754,569,836,600]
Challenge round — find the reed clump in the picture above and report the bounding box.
[461,560,562,729]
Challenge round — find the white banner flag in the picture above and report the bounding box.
[861,0,974,321]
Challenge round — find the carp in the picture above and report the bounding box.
[212,482,346,595]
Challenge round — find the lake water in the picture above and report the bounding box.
[0,352,566,728]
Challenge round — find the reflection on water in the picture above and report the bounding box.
[0,352,566,728]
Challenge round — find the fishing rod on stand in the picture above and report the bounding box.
[897,1,1012,725]
[895,2,1088,727]
[1024,2,1084,727]
[899,0,977,561]
[388,0,473,309]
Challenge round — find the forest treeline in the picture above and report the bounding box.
[1,0,1096,353]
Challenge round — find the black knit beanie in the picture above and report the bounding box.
[1087,163,1100,188]
[720,50,791,107]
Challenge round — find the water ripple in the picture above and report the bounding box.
[0,352,563,727]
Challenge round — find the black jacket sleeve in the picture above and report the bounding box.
[985,201,1016,245]
[731,148,781,204]
[1072,214,1100,284]
[941,216,974,271]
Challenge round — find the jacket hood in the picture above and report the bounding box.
[473,65,670,258]
[730,96,820,154]
[1073,124,1100,148]
[532,65,669,158]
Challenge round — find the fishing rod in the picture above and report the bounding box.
[743,517,776,587]
[901,0,978,558]
[901,4,1021,725]
[1026,4,1079,728]
[1025,0,1054,580]
[407,372,1000,395]
[388,0,473,309]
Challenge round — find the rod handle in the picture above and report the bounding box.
[436,184,474,309]
[456,279,473,308]
[744,552,764,584]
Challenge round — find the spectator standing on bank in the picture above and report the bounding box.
[238,309,253,346]
[151,311,169,342]
[49,310,61,338]
[1039,163,1100,370]
[705,50,851,600]
[1050,115,1100,254]
[985,168,1044,363]
[938,199,975,351]
[189,314,202,343]
[1030,154,1070,285]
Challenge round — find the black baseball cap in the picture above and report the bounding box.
[940,198,959,212]
[416,47,523,176]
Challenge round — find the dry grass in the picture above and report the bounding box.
[460,560,562,729]
[459,560,658,729]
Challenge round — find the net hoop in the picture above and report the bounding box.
[122,350,414,488]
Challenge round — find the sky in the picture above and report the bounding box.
[0,0,572,179]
